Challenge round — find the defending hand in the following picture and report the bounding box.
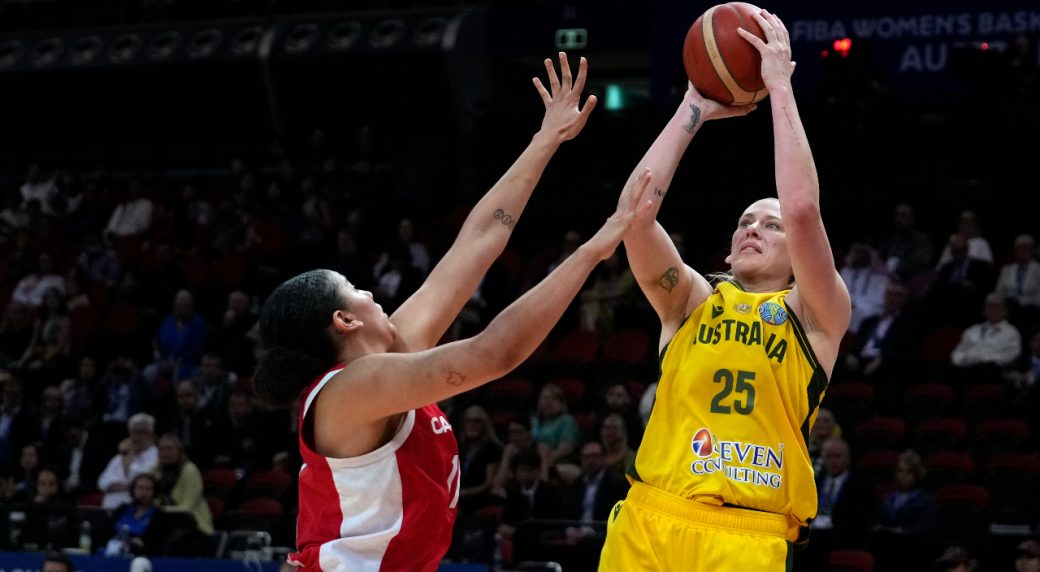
[533,52,598,142]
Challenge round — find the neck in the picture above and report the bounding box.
[733,275,791,293]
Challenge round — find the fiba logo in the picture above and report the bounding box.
[691,428,714,457]
[758,302,788,326]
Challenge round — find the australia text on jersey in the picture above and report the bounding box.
[688,318,788,364]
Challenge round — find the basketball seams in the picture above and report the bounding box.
[705,5,757,105]
[730,3,767,101]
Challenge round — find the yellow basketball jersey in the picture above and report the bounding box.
[629,281,828,527]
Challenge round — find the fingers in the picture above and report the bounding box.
[748,8,779,44]
[543,57,561,96]
[533,77,552,107]
[736,27,766,51]
[558,52,573,91]
[572,56,589,96]
[576,94,598,128]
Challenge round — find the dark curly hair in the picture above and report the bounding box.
[254,269,348,406]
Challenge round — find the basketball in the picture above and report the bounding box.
[683,2,769,106]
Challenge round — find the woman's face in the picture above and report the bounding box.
[158,438,179,465]
[337,275,396,348]
[726,198,792,283]
[895,460,916,489]
[600,417,623,445]
[811,412,835,439]
[464,408,486,439]
[538,389,564,417]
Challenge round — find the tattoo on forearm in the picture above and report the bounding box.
[493,209,517,230]
[682,103,702,134]
[654,187,667,198]
[659,267,679,293]
[446,370,466,386]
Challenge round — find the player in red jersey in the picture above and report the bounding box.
[253,54,654,572]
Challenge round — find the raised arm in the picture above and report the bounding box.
[622,86,754,339]
[738,10,850,340]
[328,170,654,423]
[390,52,597,351]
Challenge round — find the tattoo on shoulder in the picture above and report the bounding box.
[659,267,680,293]
[493,209,517,230]
[446,370,466,386]
[682,103,702,134]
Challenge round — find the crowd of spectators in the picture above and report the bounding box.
[0,31,1037,572]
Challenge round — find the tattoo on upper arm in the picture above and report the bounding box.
[493,209,517,230]
[659,267,680,293]
[446,370,466,386]
[654,187,666,198]
[682,103,702,134]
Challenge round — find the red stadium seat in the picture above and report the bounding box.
[852,417,906,453]
[901,383,954,425]
[827,548,875,572]
[911,417,967,457]
[548,329,600,366]
[202,467,239,499]
[820,382,875,430]
[923,451,976,489]
[241,469,293,500]
[985,453,1040,525]
[601,328,651,366]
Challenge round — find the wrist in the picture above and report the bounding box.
[532,129,565,149]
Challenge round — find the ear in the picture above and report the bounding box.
[724,253,733,265]
[331,310,364,333]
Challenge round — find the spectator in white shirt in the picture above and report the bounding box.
[105,178,154,239]
[20,164,58,215]
[11,253,66,310]
[935,210,994,268]
[840,242,891,334]
[994,234,1040,326]
[97,413,159,509]
[950,293,1022,387]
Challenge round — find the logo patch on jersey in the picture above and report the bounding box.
[711,305,724,319]
[691,428,714,457]
[758,302,788,326]
[734,303,752,314]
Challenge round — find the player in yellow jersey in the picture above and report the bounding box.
[598,9,852,572]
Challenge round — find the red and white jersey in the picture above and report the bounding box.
[287,367,460,572]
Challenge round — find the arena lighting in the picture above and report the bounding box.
[327,21,362,51]
[370,19,405,49]
[31,37,62,67]
[0,40,23,69]
[980,41,990,50]
[284,23,320,54]
[108,33,141,62]
[149,31,181,60]
[70,36,101,65]
[833,37,852,57]
[187,29,222,59]
[232,26,263,56]
[413,16,447,47]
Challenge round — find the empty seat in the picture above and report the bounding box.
[911,417,967,457]
[853,417,907,453]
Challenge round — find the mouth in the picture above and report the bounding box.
[739,244,761,254]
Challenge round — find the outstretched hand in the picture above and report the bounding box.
[586,168,655,261]
[737,9,795,90]
[533,52,598,142]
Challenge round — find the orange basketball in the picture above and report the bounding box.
[683,2,768,106]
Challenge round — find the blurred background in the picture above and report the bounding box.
[0,0,1037,571]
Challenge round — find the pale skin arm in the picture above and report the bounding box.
[390,52,598,352]
[620,86,754,344]
[738,11,851,346]
[315,172,654,455]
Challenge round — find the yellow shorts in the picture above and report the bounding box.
[599,482,796,572]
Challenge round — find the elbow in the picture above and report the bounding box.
[781,197,821,222]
